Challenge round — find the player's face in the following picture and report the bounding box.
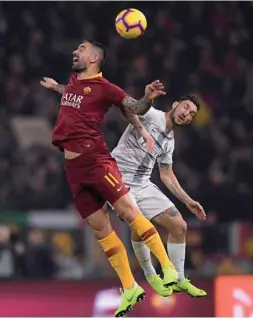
[171,100,198,126]
[72,42,94,72]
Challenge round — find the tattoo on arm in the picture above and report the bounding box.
[159,163,171,174]
[159,163,191,205]
[53,84,66,95]
[122,95,152,116]
[167,206,181,217]
[167,183,189,204]
[121,106,144,132]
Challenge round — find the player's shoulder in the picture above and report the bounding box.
[99,76,110,84]
[151,107,164,118]
[98,76,119,87]
[101,78,125,93]
[97,77,119,91]
[141,107,165,123]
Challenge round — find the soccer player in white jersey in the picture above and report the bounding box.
[112,95,207,297]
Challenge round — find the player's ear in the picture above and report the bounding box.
[172,101,178,109]
[90,51,99,63]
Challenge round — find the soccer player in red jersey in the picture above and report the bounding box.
[41,40,178,316]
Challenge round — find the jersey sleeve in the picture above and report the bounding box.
[157,139,175,165]
[105,82,128,108]
[139,106,155,120]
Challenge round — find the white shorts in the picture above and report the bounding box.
[128,182,174,220]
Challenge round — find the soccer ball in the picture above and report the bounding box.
[115,8,147,39]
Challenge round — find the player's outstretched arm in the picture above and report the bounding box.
[121,95,152,116]
[121,108,154,152]
[52,84,66,95]
[159,163,192,204]
[159,163,206,220]
[121,80,166,116]
[40,77,66,94]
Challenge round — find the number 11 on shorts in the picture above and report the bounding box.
[104,173,122,192]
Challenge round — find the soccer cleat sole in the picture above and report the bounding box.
[172,289,207,298]
[163,280,178,288]
[172,291,206,298]
[190,294,207,298]
[115,293,146,317]
[115,305,131,317]
[137,292,146,302]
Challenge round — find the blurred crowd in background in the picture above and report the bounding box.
[0,1,253,280]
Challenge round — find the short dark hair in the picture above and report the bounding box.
[84,39,107,70]
[178,95,201,111]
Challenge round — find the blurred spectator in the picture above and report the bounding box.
[0,225,14,277]
[9,223,26,278]
[23,228,56,279]
[51,231,84,279]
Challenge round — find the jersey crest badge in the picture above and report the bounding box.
[83,87,92,94]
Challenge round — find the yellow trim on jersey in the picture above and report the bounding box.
[86,72,103,79]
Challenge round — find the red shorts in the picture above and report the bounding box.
[65,153,129,218]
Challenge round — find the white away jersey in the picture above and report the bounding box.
[112,107,175,186]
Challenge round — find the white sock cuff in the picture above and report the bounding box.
[132,240,145,249]
[167,242,186,281]
[132,240,155,277]
[167,242,186,248]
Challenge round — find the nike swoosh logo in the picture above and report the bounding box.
[117,185,122,192]
[127,289,137,302]
[142,258,150,263]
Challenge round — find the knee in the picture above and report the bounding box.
[92,227,112,240]
[120,205,139,224]
[170,219,187,240]
[113,194,139,224]
[86,216,113,240]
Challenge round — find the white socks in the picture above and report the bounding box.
[131,241,156,278]
[132,240,186,281]
[167,242,186,281]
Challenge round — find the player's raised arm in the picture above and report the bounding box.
[158,163,206,220]
[107,80,165,116]
[40,77,66,95]
[121,80,166,116]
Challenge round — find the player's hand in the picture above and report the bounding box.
[145,80,166,100]
[140,128,155,153]
[186,200,206,220]
[40,77,58,90]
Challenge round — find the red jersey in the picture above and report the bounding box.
[52,72,127,157]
